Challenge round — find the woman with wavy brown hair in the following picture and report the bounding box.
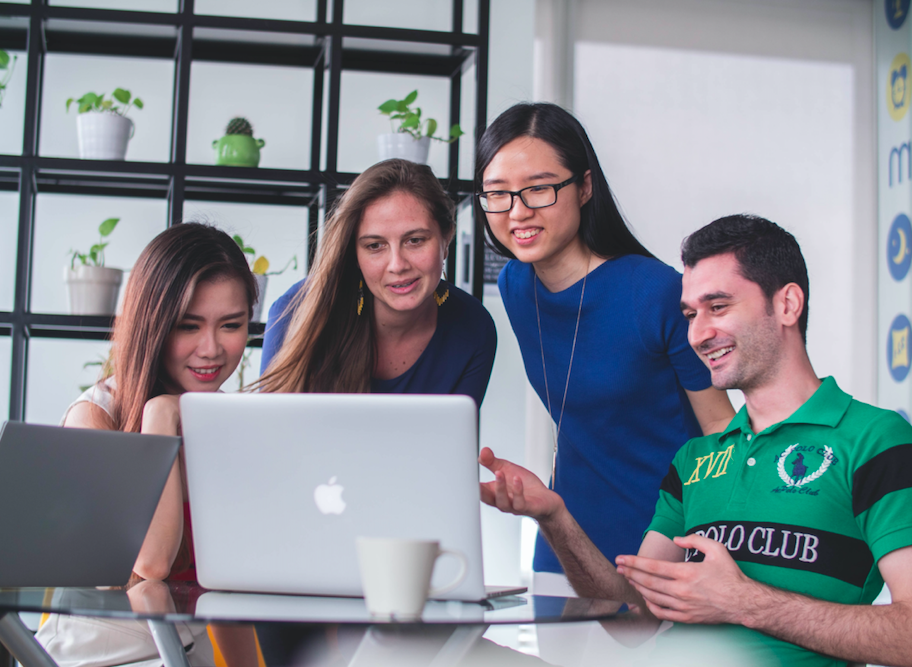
[258,159,496,407]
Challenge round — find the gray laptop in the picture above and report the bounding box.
[180,393,525,602]
[0,420,180,587]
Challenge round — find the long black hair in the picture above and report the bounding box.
[109,221,257,433]
[475,102,653,260]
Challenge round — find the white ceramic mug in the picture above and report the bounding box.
[356,537,468,620]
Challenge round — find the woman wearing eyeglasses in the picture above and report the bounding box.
[475,103,735,597]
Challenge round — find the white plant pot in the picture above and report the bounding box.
[377,133,431,164]
[65,265,124,315]
[252,273,268,322]
[77,113,134,160]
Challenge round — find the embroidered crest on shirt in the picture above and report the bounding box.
[776,444,834,487]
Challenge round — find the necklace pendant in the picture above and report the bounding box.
[534,264,589,496]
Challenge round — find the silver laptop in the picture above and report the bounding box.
[180,393,524,601]
[0,421,180,587]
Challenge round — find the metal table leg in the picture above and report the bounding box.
[0,613,58,667]
[147,620,192,667]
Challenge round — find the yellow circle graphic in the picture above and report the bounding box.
[889,53,912,121]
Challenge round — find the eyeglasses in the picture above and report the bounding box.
[476,175,581,213]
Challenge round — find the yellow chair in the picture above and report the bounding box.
[208,626,267,667]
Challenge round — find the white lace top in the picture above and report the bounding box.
[59,377,116,425]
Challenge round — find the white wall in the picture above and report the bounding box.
[0,51,27,156]
[571,0,876,405]
[478,0,537,587]
[0,338,9,423]
[0,193,18,313]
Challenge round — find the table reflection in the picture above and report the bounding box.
[33,580,215,667]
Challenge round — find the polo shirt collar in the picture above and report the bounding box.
[720,376,851,439]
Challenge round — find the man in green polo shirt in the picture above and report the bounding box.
[480,215,912,666]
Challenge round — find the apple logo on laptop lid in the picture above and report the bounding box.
[314,476,346,515]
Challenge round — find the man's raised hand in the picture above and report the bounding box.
[478,447,564,521]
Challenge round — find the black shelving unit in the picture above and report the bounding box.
[0,0,490,423]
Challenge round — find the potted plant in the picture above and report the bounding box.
[377,90,464,164]
[0,49,17,107]
[65,217,124,315]
[213,118,266,167]
[66,88,143,160]
[233,234,297,321]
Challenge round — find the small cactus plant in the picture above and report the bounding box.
[214,117,264,167]
[226,117,254,136]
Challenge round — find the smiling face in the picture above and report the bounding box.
[355,190,448,321]
[481,136,592,269]
[680,253,783,392]
[161,276,249,394]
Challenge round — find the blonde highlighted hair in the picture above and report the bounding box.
[256,159,455,394]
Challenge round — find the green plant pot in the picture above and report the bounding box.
[213,134,265,167]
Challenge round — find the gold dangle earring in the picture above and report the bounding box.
[434,271,449,307]
[357,279,364,316]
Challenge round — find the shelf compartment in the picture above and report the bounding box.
[11,314,265,341]
[194,0,316,24]
[192,28,322,67]
[0,159,474,198]
[44,18,178,58]
[184,177,318,207]
[342,45,472,77]
[25,313,114,339]
[18,157,325,181]
[186,60,315,170]
[0,14,29,52]
[0,169,19,193]
[36,170,171,198]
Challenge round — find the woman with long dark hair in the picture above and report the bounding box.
[475,103,734,595]
[62,222,256,580]
[258,159,496,406]
[41,222,259,667]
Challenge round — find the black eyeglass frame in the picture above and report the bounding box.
[476,174,582,213]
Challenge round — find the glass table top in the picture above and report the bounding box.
[0,583,626,626]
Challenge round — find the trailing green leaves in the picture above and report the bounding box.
[0,49,17,107]
[66,88,144,117]
[233,234,256,257]
[70,218,120,268]
[233,234,297,276]
[378,90,464,143]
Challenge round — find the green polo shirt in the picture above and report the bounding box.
[647,377,912,666]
